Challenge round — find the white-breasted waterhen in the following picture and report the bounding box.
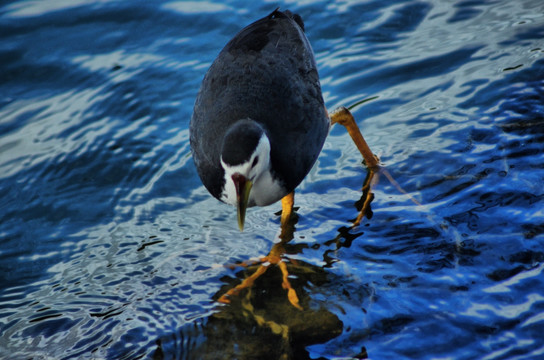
[190,9,378,309]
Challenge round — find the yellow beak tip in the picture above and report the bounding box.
[236,180,252,232]
[238,219,245,232]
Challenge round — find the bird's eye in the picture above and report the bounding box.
[251,156,259,168]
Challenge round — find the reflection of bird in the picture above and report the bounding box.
[191,9,329,230]
[190,9,378,308]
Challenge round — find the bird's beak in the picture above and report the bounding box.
[232,173,253,231]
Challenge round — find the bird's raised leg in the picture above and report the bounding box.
[330,106,423,226]
[329,106,379,226]
[329,106,379,169]
[218,192,303,310]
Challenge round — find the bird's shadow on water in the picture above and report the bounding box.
[156,263,344,360]
[150,170,376,360]
[151,249,363,360]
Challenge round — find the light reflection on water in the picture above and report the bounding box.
[1,0,544,359]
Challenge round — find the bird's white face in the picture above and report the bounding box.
[220,134,284,207]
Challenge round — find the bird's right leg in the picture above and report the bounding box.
[280,192,295,227]
[218,191,303,310]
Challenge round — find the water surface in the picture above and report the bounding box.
[1,0,544,359]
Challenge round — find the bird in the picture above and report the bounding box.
[190,9,378,309]
[190,8,330,231]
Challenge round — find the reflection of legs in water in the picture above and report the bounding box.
[209,251,343,360]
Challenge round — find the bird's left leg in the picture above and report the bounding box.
[329,106,379,226]
[329,106,379,169]
[329,106,423,226]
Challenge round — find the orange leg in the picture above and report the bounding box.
[280,192,295,227]
[329,106,422,225]
[329,106,379,169]
[329,106,379,225]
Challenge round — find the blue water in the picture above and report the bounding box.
[1,0,544,359]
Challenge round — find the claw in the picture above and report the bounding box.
[218,254,303,310]
[278,260,302,310]
[218,264,269,304]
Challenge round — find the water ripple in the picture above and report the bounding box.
[1,0,544,359]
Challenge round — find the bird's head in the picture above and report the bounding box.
[220,119,271,231]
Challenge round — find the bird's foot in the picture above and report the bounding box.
[218,246,303,310]
[352,166,379,227]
